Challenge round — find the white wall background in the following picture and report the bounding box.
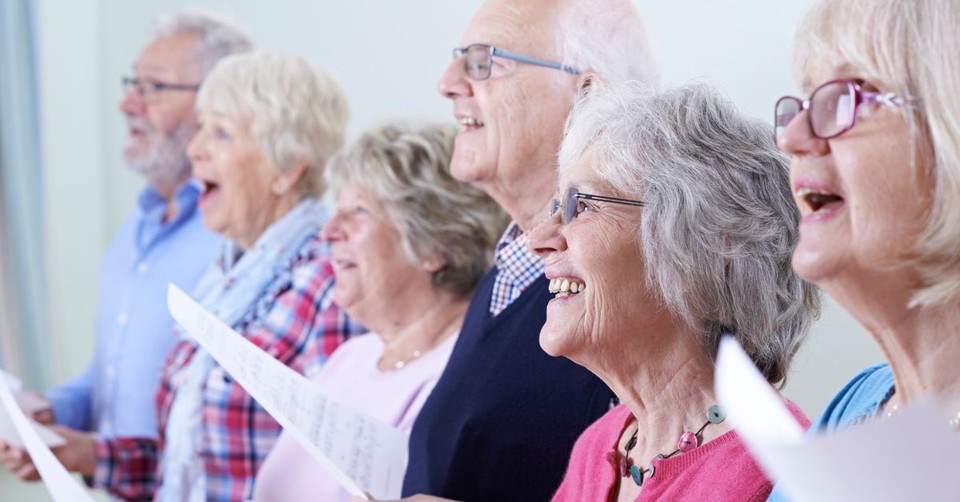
[7,0,884,498]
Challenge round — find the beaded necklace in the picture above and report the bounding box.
[609,405,726,487]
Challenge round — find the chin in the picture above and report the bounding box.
[790,246,838,286]
[538,325,576,359]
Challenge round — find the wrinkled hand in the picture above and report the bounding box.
[0,425,97,481]
[25,392,54,425]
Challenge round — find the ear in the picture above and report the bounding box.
[272,161,309,196]
[421,255,446,274]
[576,72,604,97]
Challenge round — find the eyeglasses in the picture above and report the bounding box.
[774,79,915,144]
[122,76,200,102]
[549,186,645,225]
[452,44,581,81]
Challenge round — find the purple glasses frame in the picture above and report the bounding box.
[774,79,913,144]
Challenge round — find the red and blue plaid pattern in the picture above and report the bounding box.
[488,223,545,316]
[91,237,362,501]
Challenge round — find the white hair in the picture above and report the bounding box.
[150,9,253,78]
[557,0,660,87]
[196,51,350,197]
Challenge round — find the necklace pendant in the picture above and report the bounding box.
[678,431,699,452]
[629,464,645,486]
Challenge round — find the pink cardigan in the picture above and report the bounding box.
[552,403,809,501]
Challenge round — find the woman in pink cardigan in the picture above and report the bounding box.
[528,82,818,501]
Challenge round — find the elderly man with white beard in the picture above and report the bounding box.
[0,10,251,484]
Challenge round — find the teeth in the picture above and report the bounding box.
[548,277,585,296]
[459,117,483,127]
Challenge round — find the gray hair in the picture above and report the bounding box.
[557,0,660,87]
[560,82,821,384]
[196,51,350,198]
[325,122,509,299]
[795,0,960,307]
[150,8,253,78]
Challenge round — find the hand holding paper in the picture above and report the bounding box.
[0,366,94,501]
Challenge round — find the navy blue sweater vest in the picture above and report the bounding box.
[403,268,614,501]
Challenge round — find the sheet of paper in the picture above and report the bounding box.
[167,284,408,500]
[715,337,960,501]
[0,366,93,502]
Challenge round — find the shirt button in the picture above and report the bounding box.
[137,262,149,275]
[117,313,128,325]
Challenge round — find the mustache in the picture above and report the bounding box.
[127,116,153,134]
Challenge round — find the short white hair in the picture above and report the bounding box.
[196,51,350,197]
[557,0,660,87]
[149,9,252,78]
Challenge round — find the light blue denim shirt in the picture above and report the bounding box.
[47,180,221,438]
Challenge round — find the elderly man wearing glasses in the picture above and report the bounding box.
[0,9,250,483]
[396,0,658,501]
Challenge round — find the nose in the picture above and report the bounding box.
[437,56,473,100]
[320,212,345,243]
[186,127,207,166]
[527,208,567,259]
[777,109,830,157]
[119,85,146,116]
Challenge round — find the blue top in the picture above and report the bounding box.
[47,181,221,438]
[403,269,614,501]
[810,363,895,433]
[768,363,894,501]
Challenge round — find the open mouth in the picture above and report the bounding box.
[197,179,221,207]
[797,187,844,214]
[548,277,586,298]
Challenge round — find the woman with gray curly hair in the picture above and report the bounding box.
[529,82,820,501]
[252,121,507,502]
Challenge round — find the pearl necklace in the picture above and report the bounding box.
[881,387,960,430]
[607,405,726,487]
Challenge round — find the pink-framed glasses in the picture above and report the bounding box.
[774,79,916,145]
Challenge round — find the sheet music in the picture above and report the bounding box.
[715,337,960,501]
[0,366,93,501]
[167,284,407,500]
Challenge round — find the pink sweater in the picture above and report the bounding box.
[552,403,809,502]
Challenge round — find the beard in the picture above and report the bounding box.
[123,117,194,189]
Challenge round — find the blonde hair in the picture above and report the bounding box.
[794,0,960,307]
[196,51,349,198]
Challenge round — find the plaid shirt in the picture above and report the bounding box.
[91,235,363,501]
[488,223,545,316]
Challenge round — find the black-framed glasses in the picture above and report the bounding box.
[122,76,200,102]
[549,186,645,225]
[774,79,917,145]
[452,44,581,81]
